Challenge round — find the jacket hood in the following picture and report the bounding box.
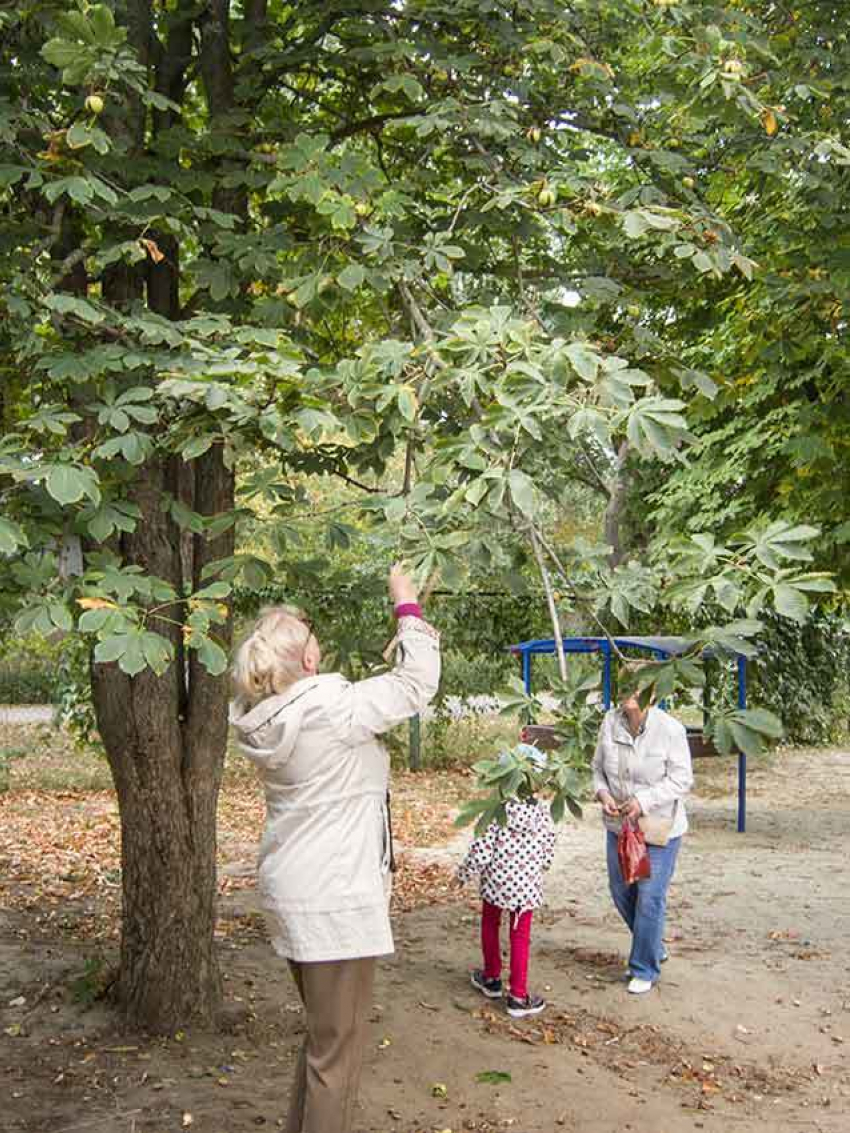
[505,798,549,834]
[229,674,340,768]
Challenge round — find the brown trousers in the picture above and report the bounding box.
[285,957,376,1133]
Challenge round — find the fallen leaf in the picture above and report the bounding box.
[476,1070,512,1085]
[431,1082,448,1098]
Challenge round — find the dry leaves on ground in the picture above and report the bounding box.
[0,727,468,941]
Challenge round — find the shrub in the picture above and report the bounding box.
[749,610,850,746]
[0,632,64,704]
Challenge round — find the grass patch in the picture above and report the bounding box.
[0,723,113,792]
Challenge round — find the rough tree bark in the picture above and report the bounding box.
[90,450,234,1029]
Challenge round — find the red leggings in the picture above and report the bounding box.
[481,900,533,999]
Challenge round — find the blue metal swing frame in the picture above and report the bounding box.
[508,635,750,833]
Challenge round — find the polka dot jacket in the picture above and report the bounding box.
[456,798,557,912]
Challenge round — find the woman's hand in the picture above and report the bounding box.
[619,797,642,822]
[389,562,418,606]
[597,790,620,818]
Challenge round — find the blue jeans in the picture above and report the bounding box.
[606,831,681,982]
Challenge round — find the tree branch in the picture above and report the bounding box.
[198,0,235,117]
[530,526,567,682]
[330,109,418,144]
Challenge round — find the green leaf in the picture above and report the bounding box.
[454,796,495,827]
[94,635,127,665]
[737,707,783,739]
[170,498,206,534]
[45,293,103,324]
[49,602,73,631]
[66,123,111,154]
[141,631,172,676]
[118,633,147,677]
[46,464,100,506]
[89,4,120,46]
[0,518,26,554]
[772,583,808,623]
[566,795,583,820]
[692,250,713,273]
[183,436,213,460]
[396,385,418,423]
[508,469,536,519]
[337,263,366,291]
[78,607,113,633]
[564,343,600,381]
[196,636,228,676]
[42,39,88,72]
[475,1071,512,1085]
[194,582,231,600]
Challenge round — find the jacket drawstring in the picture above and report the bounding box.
[383,790,397,874]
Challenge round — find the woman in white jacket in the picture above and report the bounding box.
[592,685,693,996]
[230,566,440,1133]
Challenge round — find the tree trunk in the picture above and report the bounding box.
[90,447,234,1030]
[84,0,239,1031]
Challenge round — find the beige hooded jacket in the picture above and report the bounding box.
[229,616,440,963]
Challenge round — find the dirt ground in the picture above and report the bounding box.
[2,728,849,1133]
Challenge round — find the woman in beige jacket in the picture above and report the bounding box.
[230,566,440,1133]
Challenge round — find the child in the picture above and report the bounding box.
[456,746,557,1018]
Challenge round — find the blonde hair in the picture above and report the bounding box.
[231,605,313,708]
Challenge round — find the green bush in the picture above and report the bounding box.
[53,636,103,753]
[0,632,64,704]
[749,610,850,746]
[628,603,850,747]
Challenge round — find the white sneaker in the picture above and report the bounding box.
[627,977,653,995]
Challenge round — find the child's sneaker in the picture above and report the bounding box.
[506,993,546,1018]
[470,969,503,999]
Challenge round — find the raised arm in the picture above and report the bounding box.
[331,566,441,742]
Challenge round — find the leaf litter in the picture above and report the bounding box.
[472,1003,813,1109]
[0,726,465,944]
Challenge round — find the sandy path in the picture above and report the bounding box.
[370,746,850,1132]
[2,745,848,1133]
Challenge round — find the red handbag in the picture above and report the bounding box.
[618,820,651,884]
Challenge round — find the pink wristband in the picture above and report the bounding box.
[394,602,423,619]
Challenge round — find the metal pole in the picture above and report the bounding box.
[657,649,668,711]
[409,714,421,771]
[602,644,612,709]
[737,655,747,833]
[522,649,532,695]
